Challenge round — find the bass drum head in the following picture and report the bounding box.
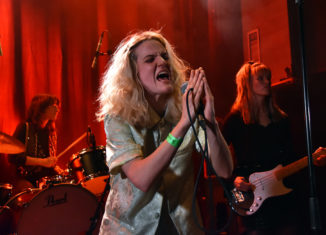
[17,184,100,235]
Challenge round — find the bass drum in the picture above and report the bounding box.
[2,184,101,235]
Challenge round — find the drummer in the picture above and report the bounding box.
[9,94,63,193]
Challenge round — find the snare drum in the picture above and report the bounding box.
[69,146,109,196]
[1,184,100,235]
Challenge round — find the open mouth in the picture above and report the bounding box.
[156,71,170,81]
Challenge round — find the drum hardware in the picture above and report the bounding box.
[87,126,96,149]
[38,174,74,189]
[0,131,25,154]
[4,187,40,211]
[0,183,13,206]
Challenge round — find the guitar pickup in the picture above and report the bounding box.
[232,188,245,203]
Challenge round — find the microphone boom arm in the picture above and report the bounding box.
[91,30,109,68]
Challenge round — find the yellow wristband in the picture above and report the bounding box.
[166,133,183,147]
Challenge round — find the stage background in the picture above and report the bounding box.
[1,0,325,232]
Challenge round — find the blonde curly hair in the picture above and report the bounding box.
[97,30,188,127]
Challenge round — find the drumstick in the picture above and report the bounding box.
[56,132,87,159]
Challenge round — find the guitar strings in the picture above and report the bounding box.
[249,157,309,187]
[249,173,275,187]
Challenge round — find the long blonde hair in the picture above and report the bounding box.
[231,62,286,124]
[97,30,187,127]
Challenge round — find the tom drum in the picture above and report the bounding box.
[69,146,109,196]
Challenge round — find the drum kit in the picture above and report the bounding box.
[0,131,110,234]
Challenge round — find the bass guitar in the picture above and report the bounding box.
[230,148,326,216]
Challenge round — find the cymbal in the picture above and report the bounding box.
[0,132,25,154]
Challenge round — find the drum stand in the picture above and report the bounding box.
[87,176,110,235]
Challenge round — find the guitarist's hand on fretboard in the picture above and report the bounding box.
[313,147,326,167]
[234,176,254,191]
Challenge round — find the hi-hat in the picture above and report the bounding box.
[0,132,25,154]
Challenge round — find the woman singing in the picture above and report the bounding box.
[97,30,233,235]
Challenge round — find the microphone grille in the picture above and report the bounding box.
[181,82,188,94]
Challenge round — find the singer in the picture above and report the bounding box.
[97,30,233,235]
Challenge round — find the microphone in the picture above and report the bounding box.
[180,82,188,94]
[91,31,105,68]
[87,126,91,146]
[181,82,205,116]
[181,82,206,129]
[87,126,96,149]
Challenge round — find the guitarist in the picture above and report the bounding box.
[9,94,64,194]
[223,62,307,235]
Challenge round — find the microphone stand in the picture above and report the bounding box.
[86,177,110,235]
[295,0,322,233]
[86,126,110,234]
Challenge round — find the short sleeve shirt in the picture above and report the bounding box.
[100,107,205,235]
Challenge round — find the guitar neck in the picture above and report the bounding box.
[275,156,312,180]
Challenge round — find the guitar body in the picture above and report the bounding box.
[230,148,326,216]
[231,164,292,216]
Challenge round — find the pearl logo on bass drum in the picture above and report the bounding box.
[44,192,67,208]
